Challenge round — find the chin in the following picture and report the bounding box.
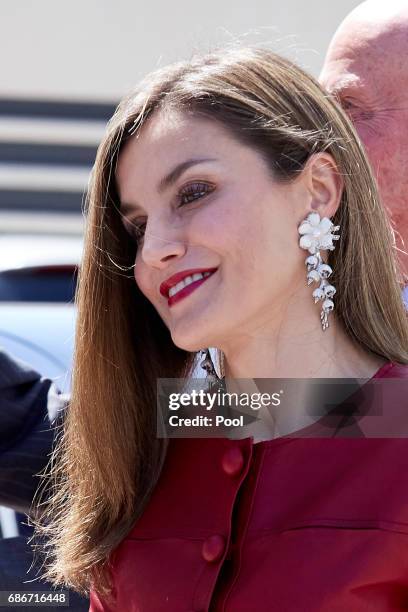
[170,333,207,353]
[170,324,217,353]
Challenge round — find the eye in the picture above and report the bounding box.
[124,220,147,245]
[178,182,214,206]
[341,97,358,111]
[123,182,214,247]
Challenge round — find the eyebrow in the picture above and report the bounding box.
[328,75,361,96]
[120,157,217,217]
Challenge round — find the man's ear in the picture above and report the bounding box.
[302,152,344,218]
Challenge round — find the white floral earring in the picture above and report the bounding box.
[298,212,340,331]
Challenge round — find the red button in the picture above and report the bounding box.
[201,534,226,562]
[221,446,245,476]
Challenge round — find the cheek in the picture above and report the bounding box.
[187,198,237,254]
[361,130,408,209]
[133,262,170,325]
[355,124,380,160]
[383,128,408,179]
[133,255,152,299]
[254,224,302,289]
[358,121,406,171]
[221,194,300,294]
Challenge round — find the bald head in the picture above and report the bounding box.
[320,0,408,277]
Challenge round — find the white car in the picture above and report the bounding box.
[0,233,81,393]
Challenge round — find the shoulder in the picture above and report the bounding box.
[0,349,41,389]
[0,349,67,450]
[374,361,408,379]
[350,360,408,438]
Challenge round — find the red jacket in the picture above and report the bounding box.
[90,361,408,611]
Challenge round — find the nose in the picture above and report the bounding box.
[140,226,187,269]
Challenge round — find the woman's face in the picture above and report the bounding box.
[116,110,311,352]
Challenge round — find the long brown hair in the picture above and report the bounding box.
[32,44,408,599]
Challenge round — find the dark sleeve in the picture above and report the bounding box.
[0,350,68,514]
[0,536,89,610]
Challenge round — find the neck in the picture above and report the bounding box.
[217,292,386,441]
[220,290,384,380]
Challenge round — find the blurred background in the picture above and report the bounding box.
[0,0,363,542]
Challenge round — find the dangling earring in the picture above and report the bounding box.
[199,348,225,382]
[213,348,225,379]
[298,212,340,331]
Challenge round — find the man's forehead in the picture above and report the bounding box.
[322,25,408,95]
[325,7,408,73]
[320,47,367,93]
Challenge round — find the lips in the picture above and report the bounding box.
[160,267,218,299]
[168,270,217,307]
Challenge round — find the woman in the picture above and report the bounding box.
[34,45,408,610]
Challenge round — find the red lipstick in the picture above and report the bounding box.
[160,267,218,307]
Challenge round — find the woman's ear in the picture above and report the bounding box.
[302,152,344,218]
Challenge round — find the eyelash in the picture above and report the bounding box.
[341,98,356,110]
[126,182,214,243]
